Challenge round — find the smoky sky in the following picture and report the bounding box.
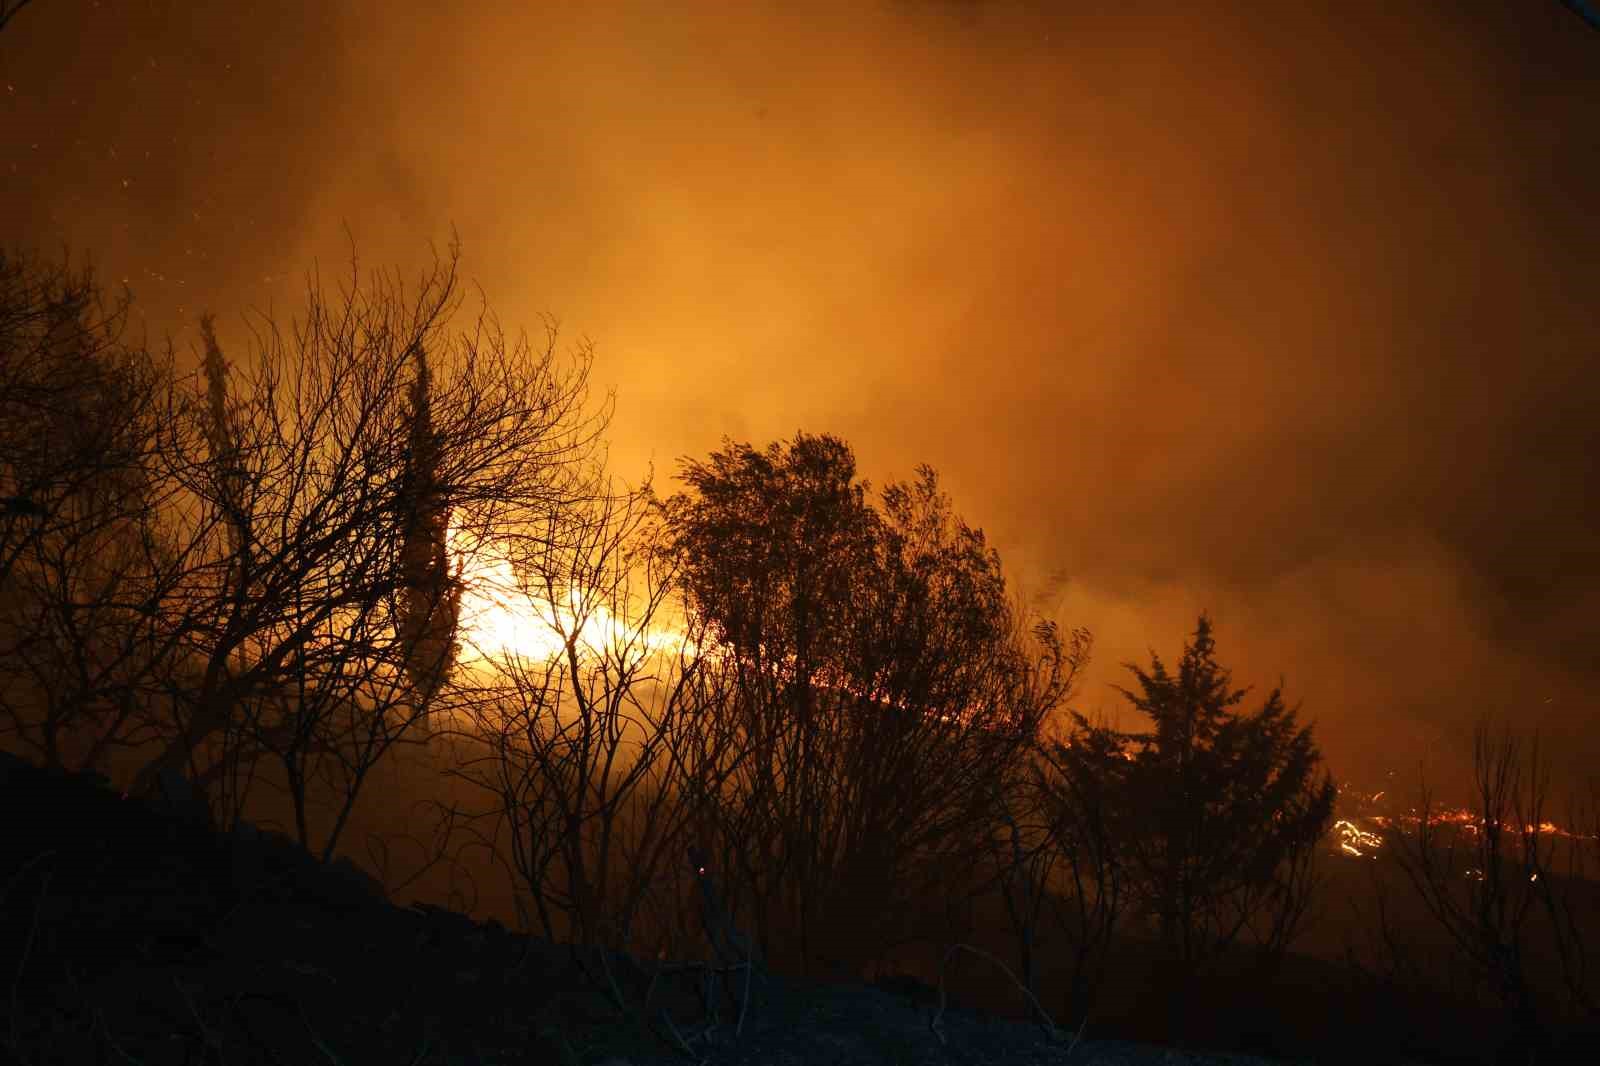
[3,0,1596,797]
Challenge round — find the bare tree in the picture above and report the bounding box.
[0,248,194,775]
[1537,777,1600,1036]
[115,243,608,870]
[1387,722,1598,1063]
[1020,702,1130,1020]
[438,486,747,955]
[1,250,151,595]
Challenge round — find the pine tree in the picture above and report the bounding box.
[1108,613,1334,966]
[1061,612,1335,1046]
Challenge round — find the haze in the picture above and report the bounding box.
[3,0,1596,797]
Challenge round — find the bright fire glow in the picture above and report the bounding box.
[1329,784,1590,860]
[439,526,1595,865]
[446,518,689,670]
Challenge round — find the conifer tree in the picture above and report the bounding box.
[199,316,250,602]
[1108,613,1334,967]
[1062,613,1335,1043]
[397,342,459,706]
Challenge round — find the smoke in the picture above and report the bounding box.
[2,0,1595,795]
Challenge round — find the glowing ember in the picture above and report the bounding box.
[1334,818,1383,858]
[1327,782,1590,860]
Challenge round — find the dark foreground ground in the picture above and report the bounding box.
[1,751,1587,1065]
[0,867,1312,1066]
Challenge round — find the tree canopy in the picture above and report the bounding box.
[1058,613,1335,970]
[662,432,1073,976]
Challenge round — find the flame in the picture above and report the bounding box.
[445,518,690,671]
[436,525,1596,865]
[1334,818,1383,858]
[1328,781,1591,860]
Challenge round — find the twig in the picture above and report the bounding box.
[658,1008,709,1065]
[931,942,1062,1046]
[594,941,632,1018]
[736,932,753,1037]
[173,976,223,1056]
[1065,1011,1091,1060]
[4,851,56,1059]
[299,997,349,1064]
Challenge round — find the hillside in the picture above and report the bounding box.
[0,749,1354,1066]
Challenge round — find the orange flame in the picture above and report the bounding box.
[445,518,693,671]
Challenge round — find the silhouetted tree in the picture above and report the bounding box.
[1072,613,1334,1039]
[117,243,609,868]
[0,248,190,774]
[1021,704,1130,1021]
[396,341,461,707]
[664,433,878,971]
[1386,722,1600,1064]
[1540,776,1600,1043]
[437,487,748,955]
[663,434,1066,978]
[198,315,250,634]
[0,0,38,36]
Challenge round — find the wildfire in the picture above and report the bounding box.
[445,519,690,670]
[1334,818,1383,857]
[1328,783,1591,860]
[436,527,1594,869]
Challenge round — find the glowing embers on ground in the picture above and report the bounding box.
[445,519,690,671]
[1334,818,1385,857]
[1329,784,1587,860]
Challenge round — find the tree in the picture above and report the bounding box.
[1017,703,1129,1021]
[396,341,461,707]
[0,248,191,775]
[663,433,879,972]
[1,250,152,593]
[437,486,748,957]
[669,433,877,695]
[662,433,1066,978]
[1385,722,1600,1064]
[1072,614,1335,1038]
[842,474,1079,968]
[116,243,608,870]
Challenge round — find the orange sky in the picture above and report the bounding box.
[3,0,1596,800]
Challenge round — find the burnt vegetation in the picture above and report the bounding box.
[2,244,1598,1066]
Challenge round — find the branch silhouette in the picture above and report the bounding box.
[0,0,39,37]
